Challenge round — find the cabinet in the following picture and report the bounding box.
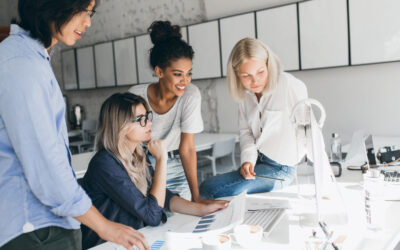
[349,0,400,65]
[220,13,256,76]
[299,0,349,69]
[94,42,116,87]
[257,5,299,71]
[76,47,96,89]
[114,37,138,86]
[61,49,78,90]
[188,21,221,79]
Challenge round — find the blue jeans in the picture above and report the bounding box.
[199,153,295,199]
[148,153,191,201]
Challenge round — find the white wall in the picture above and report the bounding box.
[0,0,17,26]
[0,2,8,25]
[292,62,400,144]
[215,78,238,133]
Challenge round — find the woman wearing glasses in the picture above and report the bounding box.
[129,21,225,206]
[80,93,228,249]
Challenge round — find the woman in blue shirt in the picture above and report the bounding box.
[0,1,148,250]
[81,92,228,249]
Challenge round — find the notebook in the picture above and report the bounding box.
[165,191,247,239]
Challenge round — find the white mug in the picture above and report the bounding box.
[232,224,263,248]
[202,234,232,250]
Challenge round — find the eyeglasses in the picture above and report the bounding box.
[131,111,153,127]
[80,9,96,18]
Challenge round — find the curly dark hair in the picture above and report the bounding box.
[13,0,97,48]
[148,20,194,70]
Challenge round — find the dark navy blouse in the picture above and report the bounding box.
[80,149,176,249]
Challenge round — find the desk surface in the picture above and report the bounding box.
[90,167,400,250]
[71,133,238,179]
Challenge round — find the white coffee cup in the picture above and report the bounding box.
[232,224,263,248]
[202,234,232,250]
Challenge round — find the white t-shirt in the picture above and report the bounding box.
[239,72,308,167]
[129,83,204,151]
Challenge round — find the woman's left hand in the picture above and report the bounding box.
[195,197,228,205]
[198,200,229,217]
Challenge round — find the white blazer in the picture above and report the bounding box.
[239,72,308,167]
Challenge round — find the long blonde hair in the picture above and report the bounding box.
[226,37,282,101]
[96,92,151,196]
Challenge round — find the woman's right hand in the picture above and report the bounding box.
[98,220,149,250]
[148,139,167,162]
[240,162,256,179]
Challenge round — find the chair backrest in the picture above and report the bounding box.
[81,120,97,141]
[82,119,97,131]
[212,138,236,158]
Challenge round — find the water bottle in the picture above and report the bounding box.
[363,169,384,230]
[330,133,342,162]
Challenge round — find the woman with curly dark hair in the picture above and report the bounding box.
[130,21,227,207]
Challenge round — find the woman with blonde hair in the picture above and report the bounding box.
[81,93,228,249]
[200,38,308,199]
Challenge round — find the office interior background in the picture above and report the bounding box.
[1,0,399,146]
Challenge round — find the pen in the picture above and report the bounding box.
[319,221,339,250]
[256,175,285,181]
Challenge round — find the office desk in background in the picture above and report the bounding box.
[71,133,238,179]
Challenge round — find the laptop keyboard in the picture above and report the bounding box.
[243,208,285,235]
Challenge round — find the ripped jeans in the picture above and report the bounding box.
[199,152,295,199]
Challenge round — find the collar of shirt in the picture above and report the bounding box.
[244,90,270,112]
[10,24,51,61]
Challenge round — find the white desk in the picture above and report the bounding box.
[71,133,238,179]
[91,167,400,250]
[194,132,238,151]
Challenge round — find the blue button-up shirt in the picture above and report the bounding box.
[0,25,92,247]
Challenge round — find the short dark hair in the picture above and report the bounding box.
[13,0,96,48]
[148,20,194,70]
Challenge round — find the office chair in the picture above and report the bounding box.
[69,119,97,154]
[198,138,237,181]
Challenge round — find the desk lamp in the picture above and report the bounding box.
[291,98,348,225]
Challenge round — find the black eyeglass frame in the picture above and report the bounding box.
[82,9,96,18]
[132,111,153,127]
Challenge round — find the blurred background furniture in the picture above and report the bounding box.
[72,132,239,179]
[0,26,10,42]
[69,119,97,154]
[197,136,238,182]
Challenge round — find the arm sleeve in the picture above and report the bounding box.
[0,59,91,217]
[164,189,176,211]
[238,102,258,167]
[287,75,309,112]
[147,164,176,212]
[94,158,168,227]
[180,86,204,134]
